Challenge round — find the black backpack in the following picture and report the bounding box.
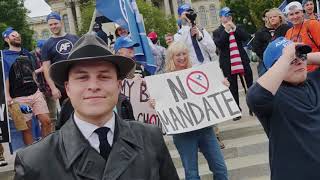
[9,55,38,97]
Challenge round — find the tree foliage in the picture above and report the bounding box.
[137,0,177,46]
[224,0,284,34]
[0,0,34,50]
[78,0,95,36]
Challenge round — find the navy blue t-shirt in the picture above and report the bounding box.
[247,70,320,180]
[41,34,79,64]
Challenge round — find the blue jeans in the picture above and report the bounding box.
[173,127,228,180]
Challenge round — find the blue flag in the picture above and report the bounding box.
[279,0,287,12]
[96,0,156,74]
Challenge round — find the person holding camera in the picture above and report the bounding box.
[246,37,320,180]
[174,4,218,66]
[212,7,253,120]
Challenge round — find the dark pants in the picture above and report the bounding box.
[228,68,253,109]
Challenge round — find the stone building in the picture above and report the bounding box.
[28,0,82,40]
[28,0,221,40]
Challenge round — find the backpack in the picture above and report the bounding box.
[9,55,37,97]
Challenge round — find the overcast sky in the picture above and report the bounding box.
[24,0,51,17]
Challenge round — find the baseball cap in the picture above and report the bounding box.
[263,37,312,69]
[284,1,303,14]
[178,4,192,16]
[2,27,15,39]
[219,7,233,17]
[114,36,139,53]
[147,32,158,41]
[263,37,293,69]
[46,12,61,22]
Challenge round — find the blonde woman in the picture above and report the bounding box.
[153,42,229,180]
[252,8,290,76]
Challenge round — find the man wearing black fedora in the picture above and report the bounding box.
[13,33,179,180]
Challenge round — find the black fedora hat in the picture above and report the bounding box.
[49,33,135,87]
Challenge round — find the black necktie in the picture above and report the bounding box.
[190,31,204,63]
[94,127,112,160]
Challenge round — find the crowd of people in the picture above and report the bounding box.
[1,1,320,180]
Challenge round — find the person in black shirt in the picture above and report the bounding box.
[247,37,320,180]
[2,27,52,145]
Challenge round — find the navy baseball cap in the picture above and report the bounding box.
[114,36,139,53]
[46,12,61,22]
[178,4,192,16]
[2,27,15,39]
[219,7,233,17]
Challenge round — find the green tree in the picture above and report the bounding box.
[0,0,34,50]
[78,0,95,36]
[137,0,177,46]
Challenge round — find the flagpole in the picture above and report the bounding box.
[89,8,97,32]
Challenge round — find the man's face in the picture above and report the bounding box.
[220,16,232,24]
[117,47,134,58]
[117,28,128,37]
[287,9,304,25]
[304,1,314,14]
[283,58,307,84]
[65,61,121,123]
[5,31,21,48]
[48,19,62,35]
[165,36,173,46]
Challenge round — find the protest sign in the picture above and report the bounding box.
[121,78,161,127]
[0,51,10,142]
[145,61,241,134]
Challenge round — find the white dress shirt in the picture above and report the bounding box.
[174,25,218,65]
[74,113,115,153]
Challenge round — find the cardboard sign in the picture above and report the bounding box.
[0,51,10,142]
[145,61,241,134]
[121,78,161,127]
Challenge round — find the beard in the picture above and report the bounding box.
[9,38,22,48]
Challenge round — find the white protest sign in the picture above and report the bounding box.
[121,78,161,127]
[145,61,241,134]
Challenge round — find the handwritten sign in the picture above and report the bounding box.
[145,61,241,134]
[121,78,161,128]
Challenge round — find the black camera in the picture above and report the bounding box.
[295,44,312,60]
[186,9,197,25]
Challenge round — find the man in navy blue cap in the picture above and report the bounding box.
[247,37,320,180]
[2,27,52,145]
[114,36,150,78]
[40,12,79,131]
[41,12,79,108]
[213,7,253,120]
